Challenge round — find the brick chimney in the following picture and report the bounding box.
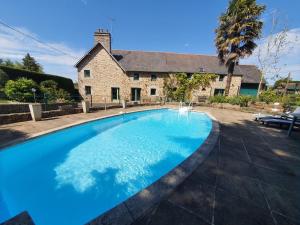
[94,29,111,52]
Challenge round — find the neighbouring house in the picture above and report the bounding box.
[275,81,300,95]
[75,29,264,103]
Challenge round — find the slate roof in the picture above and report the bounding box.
[75,43,263,84]
[112,50,243,75]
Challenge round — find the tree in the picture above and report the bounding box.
[273,76,291,90]
[22,53,44,73]
[2,59,15,67]
[40,80,58,101]
[256,11,291,97]
[0,69,9,88]
[215,0,265,96]
[4,78,38,102]
[163,73,217,102]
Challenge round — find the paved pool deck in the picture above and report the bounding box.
[0,105,299,225]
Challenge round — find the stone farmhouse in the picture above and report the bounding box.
[75,29,263,103]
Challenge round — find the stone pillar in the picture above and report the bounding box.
[82,100,90,113]
[29,103,42,121]
[122,100,126,109]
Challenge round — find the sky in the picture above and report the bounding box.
[0,0,299,82]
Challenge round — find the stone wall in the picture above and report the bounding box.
[77,47,243,103]
[0,103,78,114]
[0,108,83,125]
[78,46,130,103]
[126,72,166,102]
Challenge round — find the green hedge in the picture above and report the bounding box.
[0,65,75,94]
[209,95,254,107]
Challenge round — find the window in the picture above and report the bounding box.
[187,73,192,79]
[219,75,225,81]
[199,67,204,72]
[85,86,91,95]
[202,87,206,91]
[133,73,139,80]
[111,87,120,101]
[150,88,156,96]
[151,74,157,81]
[84,70,90,77]
[214,89,224,96]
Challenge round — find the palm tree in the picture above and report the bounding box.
[215,0,265,96]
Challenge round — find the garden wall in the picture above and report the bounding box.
[0,103,78,114]
[0,108,83,125]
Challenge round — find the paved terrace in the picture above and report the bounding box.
[0,106,299,225]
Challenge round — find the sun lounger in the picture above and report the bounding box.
[254,107,300,121]
[260,116,300,127]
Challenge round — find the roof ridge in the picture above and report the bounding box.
[112,49,218,57]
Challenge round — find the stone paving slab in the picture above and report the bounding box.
[130,106,300,225]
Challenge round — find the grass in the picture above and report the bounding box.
[0,99,12,103]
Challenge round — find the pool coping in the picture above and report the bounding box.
[0,108,219,225]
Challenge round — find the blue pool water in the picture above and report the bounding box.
[0,109,212,225]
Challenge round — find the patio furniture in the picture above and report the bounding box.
[260,113,300,136]
[254,107,300,121]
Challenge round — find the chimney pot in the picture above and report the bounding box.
[94,28,111,52]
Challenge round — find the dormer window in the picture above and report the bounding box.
[199,67,204,72]
[151,74,157,81]
[84,70,90,77]
[133,73,139,80]
[219,75,225,81]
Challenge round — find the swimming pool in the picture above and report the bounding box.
[0,109,213,225]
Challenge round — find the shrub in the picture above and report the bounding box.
[209,95,252,107]
[259,90,277,104]
[209,95,227,103]
[227,96,240,105]
[239,96,252,107]
[56,88,71,103]
[4,78,38,102]
[40,80,59,102]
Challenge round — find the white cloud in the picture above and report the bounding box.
[0,25,85,80]
[241,28,300,83]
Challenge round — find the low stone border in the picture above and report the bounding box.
[0,108,83,125]
[0,109,219,225]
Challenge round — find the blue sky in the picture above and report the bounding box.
[0,0,299,82]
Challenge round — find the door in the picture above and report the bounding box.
[131,88,141,101]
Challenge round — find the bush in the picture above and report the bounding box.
[40,80,59,102]
[227,96,240,105]
[56,88,71,103]
[209,95,227,103]
[239,96,252,107]
[259,90,277,104]
[4,78,38,102]
[209,95,252,107]
[0,65,75,94]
